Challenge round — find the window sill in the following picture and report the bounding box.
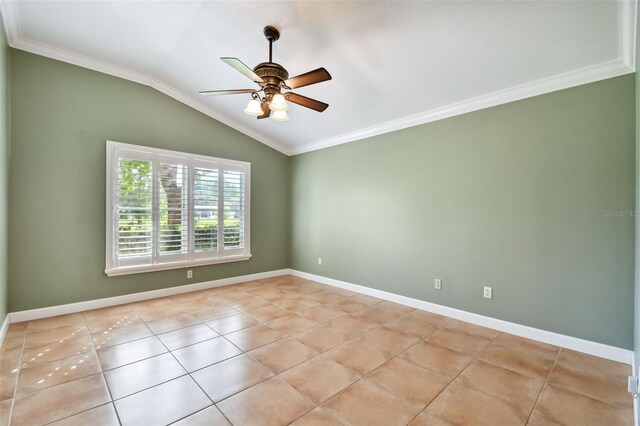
[105,254,252,277]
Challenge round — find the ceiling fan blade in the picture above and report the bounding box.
[257,101,271,119]
[284,68,331,89]
[221,57,264,83]
[199,89,256,96]
[284,92,329,112]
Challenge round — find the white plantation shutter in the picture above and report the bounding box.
[115,156,153,267]
[106,141,250,276]
[223,169,245,250]
[193,166,219,256]
[157,159,189,261]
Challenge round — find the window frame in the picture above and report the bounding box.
[105,140,251,277]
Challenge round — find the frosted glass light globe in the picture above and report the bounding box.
[269,94,289,111]
[244,99,263,116]
[271,110,289,121]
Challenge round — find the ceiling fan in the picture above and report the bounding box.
[199,26,332,122]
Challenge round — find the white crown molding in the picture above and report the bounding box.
[288,269,633,365]
[0,0,636,157]
[289,58,634,155]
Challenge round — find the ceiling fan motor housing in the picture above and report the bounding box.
[254,62,289,82]
[254,62,289,97]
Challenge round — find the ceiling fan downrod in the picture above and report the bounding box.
[263,25,280,63]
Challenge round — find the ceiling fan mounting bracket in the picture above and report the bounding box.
[263,26,280,43]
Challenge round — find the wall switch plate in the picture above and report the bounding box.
[317,257,322,266]
[628,376,639,395]
[434,279,442,290]
[483,286,493,299]
[187,270,193,279]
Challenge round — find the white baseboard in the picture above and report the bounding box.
[0,314,9,349]
[8,269,289,324]
[4,267,632,366]
[287,269,633,365]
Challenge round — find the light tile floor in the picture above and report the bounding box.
[0,275,632,426]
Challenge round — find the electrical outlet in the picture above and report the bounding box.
[434,279,442,290]
[318,257,322,266]
[483,286,492,299]
[187,270,193,279]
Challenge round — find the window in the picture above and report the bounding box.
[105,141,250,276]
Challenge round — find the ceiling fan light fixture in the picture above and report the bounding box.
[269,93,289,111]
[244,98,263,116]
[271,110,289,122]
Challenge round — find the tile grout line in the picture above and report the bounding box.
[91,309,239,355]
[528,350,633,413]
[78,288,299,415]
[5,317,199,425]
[103,372,192,404]
[91,323,155,352]
[87,310,232,424]
[80,310,124,426]
[150,308,246,426]
[40,403,116,426]
[153,350,223,425]
[165,404,231,426]
[6,327,28,426]
[86,300,245,374]
[400,320,498,425]
[198,298,322,420]
[93,321,189,402]
[155,288,381,423]
[15,326,98,397]
[231,295,374,425]
[307,315,456,424]
[17,316,121,426]
[198,314,341,420]
[410,328,567,424]
[163,285,347,423]
[524,347,562,425]
[267,300,438,418]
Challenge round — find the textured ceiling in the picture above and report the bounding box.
[1,1,636,155]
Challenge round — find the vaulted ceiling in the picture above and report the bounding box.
[1,1,636,155]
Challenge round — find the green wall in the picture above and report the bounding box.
[8,49,289,311]
[290,75,635,349]
[0,16,9,325]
